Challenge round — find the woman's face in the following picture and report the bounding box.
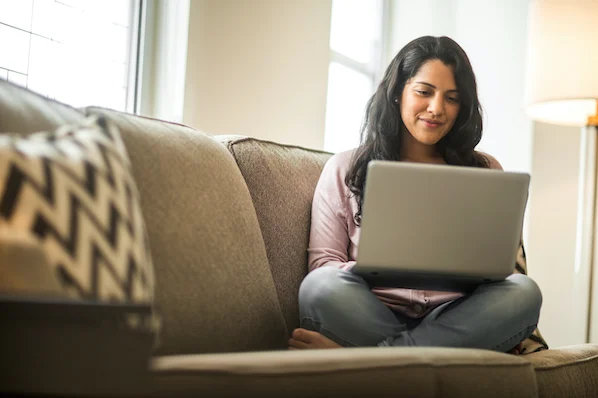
[399,59,461,148]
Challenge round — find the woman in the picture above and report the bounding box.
[289,36,543,353]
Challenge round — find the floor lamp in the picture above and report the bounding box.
[524,0,598,343]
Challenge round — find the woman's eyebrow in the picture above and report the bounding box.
[414,81,459,93]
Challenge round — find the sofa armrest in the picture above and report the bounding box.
[150,347,537,398]
[0,297,155,397]
[526,344,598,398]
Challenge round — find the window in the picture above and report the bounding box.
[0,0,140,112]
[324,0,385,153]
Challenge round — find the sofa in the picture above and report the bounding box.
[1,79,597,398]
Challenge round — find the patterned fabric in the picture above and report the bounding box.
[514,240,549,354]
[0,115,154,304]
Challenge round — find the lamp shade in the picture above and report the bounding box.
[524,0,598,126]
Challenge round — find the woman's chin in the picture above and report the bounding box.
[415,136,443,146]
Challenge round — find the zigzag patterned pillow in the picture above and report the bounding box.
[0,115,154,304]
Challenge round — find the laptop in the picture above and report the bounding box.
[352,160,530,292]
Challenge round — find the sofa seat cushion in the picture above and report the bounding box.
[215,135,331,333]
[149,347,537,397]
[527,344,598,397]
[83,109,288,356]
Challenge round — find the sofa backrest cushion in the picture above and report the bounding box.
[84,109,288,355]
[216,136,331,332]
[0,80,85,134]
[0,80,288,356]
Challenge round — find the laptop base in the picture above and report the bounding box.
[352,268,506,293]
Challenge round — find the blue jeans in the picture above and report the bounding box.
[298,267,542,352]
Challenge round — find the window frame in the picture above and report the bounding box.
[324,0,389,152]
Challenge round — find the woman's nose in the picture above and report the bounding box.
[427,95,444,116]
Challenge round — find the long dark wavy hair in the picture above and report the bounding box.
[345,36,489,225]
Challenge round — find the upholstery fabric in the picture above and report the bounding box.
[0,80,85,135]
[84,109,288,355]
[216,136,331,333]
[149,347,537,397]
[529,344,598,397]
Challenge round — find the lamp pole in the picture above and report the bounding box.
[585,105,598,343]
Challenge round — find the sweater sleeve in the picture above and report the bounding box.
[307,153,356,272]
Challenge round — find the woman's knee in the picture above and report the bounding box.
[298,267,357,313]
[507,274,543,319]
[299,267,343,303]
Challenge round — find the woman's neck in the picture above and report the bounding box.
[400,129,445,165]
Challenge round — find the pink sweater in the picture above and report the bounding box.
[307,150,465,318]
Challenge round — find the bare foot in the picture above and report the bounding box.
[507,342,523,355]
[288,328,342,350]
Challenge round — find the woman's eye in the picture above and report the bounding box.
[447,97,459,103]
[416,90,430,95]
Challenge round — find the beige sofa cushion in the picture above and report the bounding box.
[84,109,288,355]
[0,80,85,134]
[149,347,538,397]
[216,136,331,332]
[529,344,598,397]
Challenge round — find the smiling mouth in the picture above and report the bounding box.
[420,118,444,127]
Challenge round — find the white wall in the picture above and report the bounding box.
[183,0,332,149]
[386,0,456,58]
[527,122,584,347]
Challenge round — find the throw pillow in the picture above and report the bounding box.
[0,115,155,308]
